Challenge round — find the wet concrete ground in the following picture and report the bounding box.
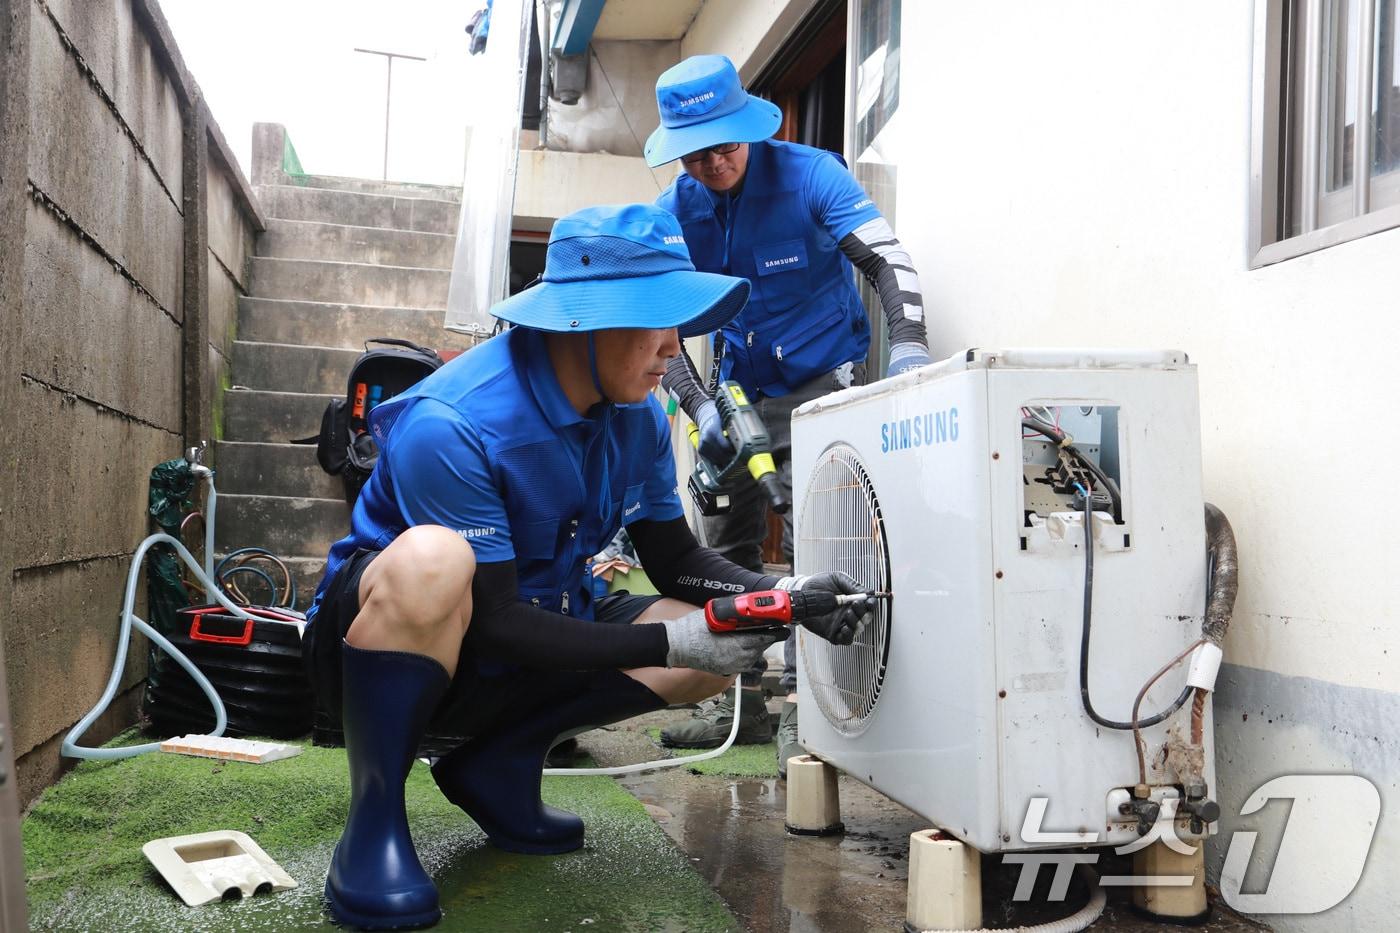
[580,702,1272,933]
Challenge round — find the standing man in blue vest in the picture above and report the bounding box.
[645,55,931,774]
[302,204,871,930]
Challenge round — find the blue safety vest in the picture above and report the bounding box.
[656,139,877,397]
[308,328,684,623]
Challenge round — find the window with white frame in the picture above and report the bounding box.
[1252,0,1400,266]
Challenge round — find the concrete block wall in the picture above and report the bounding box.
[0,0,264,809]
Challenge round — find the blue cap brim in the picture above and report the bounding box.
[492,269,749,338]
[644,96,782,168]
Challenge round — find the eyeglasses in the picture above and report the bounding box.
[680,142,741,165]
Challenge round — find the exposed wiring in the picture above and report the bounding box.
[1077,482,1193,731]
[1021,416,1123,519]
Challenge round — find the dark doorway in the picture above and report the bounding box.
[748,1,847,566]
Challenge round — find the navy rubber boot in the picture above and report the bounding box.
[326,642,450,930]
[432,670,664,854]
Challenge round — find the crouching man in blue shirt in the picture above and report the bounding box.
[302,203,872,930]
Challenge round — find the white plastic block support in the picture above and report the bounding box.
[159,735,302,764]
[1132,838,1207,920]
[784,755,844,835]
[143,830,297,906]
[905,829,982,931]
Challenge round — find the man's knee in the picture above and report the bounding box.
[360,525,475,633]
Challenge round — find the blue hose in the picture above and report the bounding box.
[62,468,255,760]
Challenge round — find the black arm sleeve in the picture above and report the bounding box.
[467,560,669,669]
[839,228,928,350]
[660,351,711,421]
[628,516,780,606]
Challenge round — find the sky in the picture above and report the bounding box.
[159,0,489,186]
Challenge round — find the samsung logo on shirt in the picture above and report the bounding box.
[662,235,685,245]
[852,198,873,210]
[457,527,497,540]
[624,502,643,517]
[764,255,801,269]
[679,91,715,107]
[881,408,959,452]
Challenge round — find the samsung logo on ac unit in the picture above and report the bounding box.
[881,408,959,452]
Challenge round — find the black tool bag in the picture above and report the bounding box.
[144,604,313,739]
[297,338,444,504]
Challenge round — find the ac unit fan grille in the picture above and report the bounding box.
[796,444,892,736]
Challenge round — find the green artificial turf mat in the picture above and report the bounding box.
[644,728,779,779]
[23,730,739,932]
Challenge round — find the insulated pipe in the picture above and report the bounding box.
[1200,503,1238,646]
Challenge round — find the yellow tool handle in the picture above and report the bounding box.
[687,422,700,449]
[747,452,777,481]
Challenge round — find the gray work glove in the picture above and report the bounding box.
[661,610,788,676]
[886,342,932,378]
[694,399,735,467]
[776,572,873,646]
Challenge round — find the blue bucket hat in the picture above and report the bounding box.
[491,203,749,338]
[644,55,781,168]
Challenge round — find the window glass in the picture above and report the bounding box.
[1374,1,1400,180]
[1325,1,1360,190]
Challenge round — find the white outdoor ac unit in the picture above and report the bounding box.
[791,348,1215,854]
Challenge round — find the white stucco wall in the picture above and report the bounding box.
[891,2,1398,930]
[681,0,820,79]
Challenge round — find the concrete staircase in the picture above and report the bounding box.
[216,160,474,607]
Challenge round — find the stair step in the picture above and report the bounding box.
[282,555,329,611]
[214,494,350,563]
[279,174,461,201]
[223,387,335,443]
[258,218,455,268]
[237,297,476,354]
[232,341,361,395]
[214,440,342,500]
[255,184,460,235]
[249,256,449,309]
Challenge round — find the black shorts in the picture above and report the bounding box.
[302,549,663,754]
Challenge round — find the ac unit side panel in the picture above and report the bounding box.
[792,370,1002,851]
[986,366,1213,847]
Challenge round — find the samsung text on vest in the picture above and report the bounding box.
[764,256,801,269]
[881,408,959,453]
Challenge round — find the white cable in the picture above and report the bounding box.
[543,679,746,777]
[917,864,1106,933]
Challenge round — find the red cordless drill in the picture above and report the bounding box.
[704,588,891,634]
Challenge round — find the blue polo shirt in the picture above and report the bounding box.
[656,139,882,397]
[308,327,685,623]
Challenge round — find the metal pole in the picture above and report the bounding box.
[353,48,426,182]
[384,56,393,180]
